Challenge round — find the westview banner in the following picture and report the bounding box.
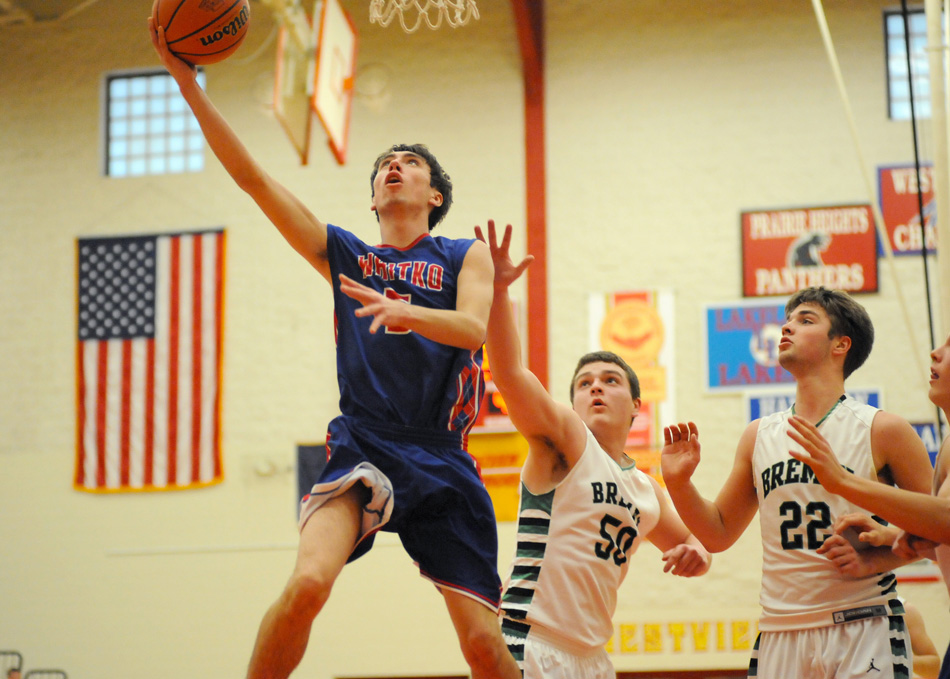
[741,204,878,297]
[878,164,938,256]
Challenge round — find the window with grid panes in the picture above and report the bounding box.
[104,69,207,177]
[884,8,931,121]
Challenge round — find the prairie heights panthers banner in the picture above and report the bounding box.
[75,230,225,493]
[740,204,878,297]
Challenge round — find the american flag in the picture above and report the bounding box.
[75,230,225,492]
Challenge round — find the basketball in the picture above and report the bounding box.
[153,0,250,65]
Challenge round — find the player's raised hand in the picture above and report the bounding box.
[787,415,851,493]
[339,274,408,335]
[661,422,702,485]
[474,220,533,290]
[148,15,196,81]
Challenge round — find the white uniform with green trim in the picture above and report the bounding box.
[749,396,910,679]
[754,396,902,630]
[500,427,662,675]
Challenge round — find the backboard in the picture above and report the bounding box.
[273,21,315,165]
[311,0,358,165]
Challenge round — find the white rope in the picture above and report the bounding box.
[810,0,929,386]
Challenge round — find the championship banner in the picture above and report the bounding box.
[878,164,938,255]
[589,291,675,484]
[75,230,225,493]
[741,204,878,297]
[704,300,792,392]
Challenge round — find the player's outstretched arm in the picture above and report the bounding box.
[474,220,585,468]
[905,603,941,679]
[661,421,759,552]
[789,415,950,544]
[646,477,712,577]
[148,18,330,281]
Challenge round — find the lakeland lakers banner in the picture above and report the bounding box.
[741,204,878,297]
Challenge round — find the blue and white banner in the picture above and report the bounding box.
[746,388,882,422]
[704,300,792,393]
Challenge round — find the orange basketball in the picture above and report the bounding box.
[153,0,250,65]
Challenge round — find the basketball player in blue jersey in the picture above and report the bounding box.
[786,330,950,679]
[661,287,934,679]
[476,220,711,678]
[150,22,521,679]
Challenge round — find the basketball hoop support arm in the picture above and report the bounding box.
[259,0,313,51]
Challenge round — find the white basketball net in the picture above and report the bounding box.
[369,0,479,33]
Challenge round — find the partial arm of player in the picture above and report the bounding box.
[339,241,493,351]
[788,415,950,544]
[904,604,941,679]
[817,533,915,579]
[474,221,587,470]
[645,477,712,577]
[148,19,330,280]
[661,421,760,553]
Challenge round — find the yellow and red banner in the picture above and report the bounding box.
[589,290,675,485]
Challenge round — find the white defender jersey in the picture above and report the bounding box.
[501,427,662,652]
[753,396,903,631]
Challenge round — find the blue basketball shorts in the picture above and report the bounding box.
[299,414,503,610]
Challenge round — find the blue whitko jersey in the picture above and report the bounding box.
[327,224,485,435]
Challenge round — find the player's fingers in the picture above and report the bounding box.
[500,223,515,252]
[667,425,684,443]
[486,220,498,249]
[833,513,872,533]
[788,416,817,444]
[474,225,485,244]
[788,447,811,466]
[687,421,699,440]
[677,422,691,441]
[512,255,534,280]
[816,534,845,555]
[663,426,673,445]
[786,427,814,452]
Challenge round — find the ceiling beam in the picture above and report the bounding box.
[510,0,548,389]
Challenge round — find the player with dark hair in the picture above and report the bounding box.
[370,143,453,229]
[149,22,520,679]
[662,286,933,679]
[478,221,710,678]
[788,331,950,679]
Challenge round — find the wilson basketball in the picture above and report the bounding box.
[153,0,250,65]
